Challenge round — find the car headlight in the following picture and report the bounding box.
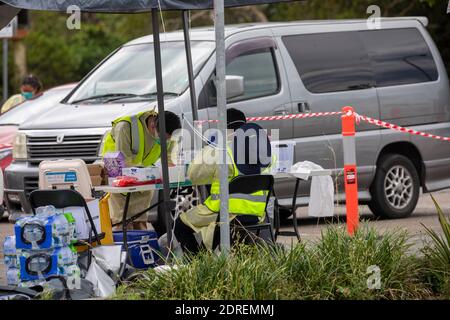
[98,130,111,157]
[13,133,27,160]
[0,148,12,160]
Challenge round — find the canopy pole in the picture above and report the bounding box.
[214,0,230,255]
[151,8,173,246]
[2,39,8,105]
[182,10,198,121]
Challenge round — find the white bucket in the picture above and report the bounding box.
[271,141,296,173]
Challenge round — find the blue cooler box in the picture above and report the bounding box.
[113,230,161,269]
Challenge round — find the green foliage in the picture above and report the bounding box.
[4,1,449,95]
[25,12,126,88]
[114,225,431,300]
[421,195,450,297]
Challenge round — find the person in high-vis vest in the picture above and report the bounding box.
[103,110,181,230]
[174,109,272,254]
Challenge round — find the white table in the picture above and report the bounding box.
[94,168,333,257]
[94,169,332,194]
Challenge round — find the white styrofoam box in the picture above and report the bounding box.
[39,159,93,200]
[122,166,161,182]
[62,199,101,240]
[271,141,296,173]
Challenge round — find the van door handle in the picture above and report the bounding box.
[273,109,287,116]
[298,102,311,113]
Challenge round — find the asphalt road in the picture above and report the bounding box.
[1,189,449,286]
[276,189,448,249]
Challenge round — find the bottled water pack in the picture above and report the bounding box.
[4,206,80,286]
[14,206,77,250]
[19,246,78,282]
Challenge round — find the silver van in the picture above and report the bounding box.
[5,17,450,229]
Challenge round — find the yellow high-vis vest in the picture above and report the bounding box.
[203,147,271,218]
[102,111,162,167]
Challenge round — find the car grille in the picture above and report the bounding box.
[27,135,102,163]
[24,176,39,199]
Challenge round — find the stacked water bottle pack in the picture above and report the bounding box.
[3,206,80,287]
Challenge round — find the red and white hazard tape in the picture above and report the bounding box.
[194,111,342,124]
[356,113,450,142]
[0,143,12,149]
[193,108,450,142]
[247,111,342,122]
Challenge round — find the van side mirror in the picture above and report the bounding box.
[226,75,244,100]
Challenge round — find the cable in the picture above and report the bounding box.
[184,118,234,151]
[157,0,167,42]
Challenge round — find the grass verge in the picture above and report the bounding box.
[114,224,433,300]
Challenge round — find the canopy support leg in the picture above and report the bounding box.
[151,8,173,246]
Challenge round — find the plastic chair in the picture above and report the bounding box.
[29,189,103,246]
[213,174,276,249]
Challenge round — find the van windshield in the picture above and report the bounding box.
[67,41,214,104]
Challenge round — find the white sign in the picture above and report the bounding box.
[0,17,17,38]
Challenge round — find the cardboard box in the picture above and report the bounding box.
[90,175,103,186]
[87,164,103,176]
[122,166,161,182]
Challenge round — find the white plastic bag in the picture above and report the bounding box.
[84,245,122,298]
[85,257,116,298]
[292,161,334,218]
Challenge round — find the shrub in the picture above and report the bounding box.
[114,225,431,300]
[421,195,450,298]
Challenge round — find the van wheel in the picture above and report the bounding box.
[368,154,420,219]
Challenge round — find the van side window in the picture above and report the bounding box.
[359,28,439,87]
[227,48,279,102]
[202,48,280,107]
[282,32,375,94]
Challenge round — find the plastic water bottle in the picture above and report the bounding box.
[25,253,50,275]
[6,268,20,286]
[3,236,18,268]
[56,246,77,266]
[21,218,46,246]
[52,213,71,247]
[35,205,56,218]
[63,212,77,243]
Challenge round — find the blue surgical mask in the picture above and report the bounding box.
[21,92,33,100]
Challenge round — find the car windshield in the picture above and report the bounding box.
[67,41,215,104]
[0,89,71,125]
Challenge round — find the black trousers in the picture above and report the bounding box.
[174,214,259,255]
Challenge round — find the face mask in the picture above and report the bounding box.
[21,92,34,100]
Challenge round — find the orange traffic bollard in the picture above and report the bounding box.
[341,106,359,235]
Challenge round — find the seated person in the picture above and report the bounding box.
[174,108,272,254]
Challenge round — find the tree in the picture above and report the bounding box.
[5,1,448,95]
